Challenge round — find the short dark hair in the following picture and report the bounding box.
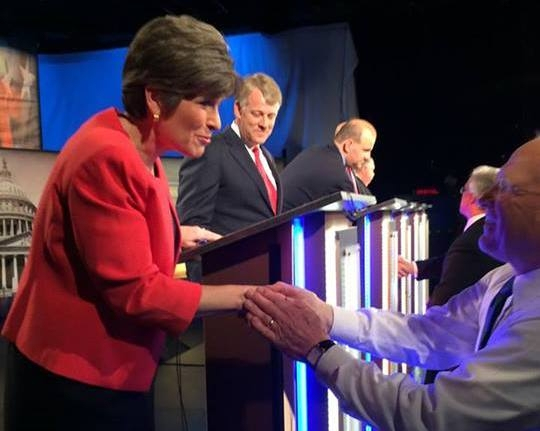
[122,15,238,119]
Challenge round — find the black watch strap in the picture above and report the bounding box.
[305,339,336,369]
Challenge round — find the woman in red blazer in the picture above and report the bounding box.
[2,15,248,431]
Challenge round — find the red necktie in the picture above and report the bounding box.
[253,146,277,214]
[345,166,359,193]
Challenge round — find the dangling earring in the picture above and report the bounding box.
[153,112,160,122]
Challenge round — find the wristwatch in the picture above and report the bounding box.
[305,339,336,369]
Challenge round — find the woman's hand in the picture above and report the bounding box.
[180,225,221,249]
[196,284,256,316]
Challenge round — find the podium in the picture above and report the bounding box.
[177,192,429,431]
[318,198,430,431]
[180,192,374,431]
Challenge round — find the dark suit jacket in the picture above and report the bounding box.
[281,144,357,211]
[355,177,372,196]
[176,126,282,235]
[416,217,503,306]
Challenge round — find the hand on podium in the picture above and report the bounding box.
[397,255,418,278]
[180,225,221,249]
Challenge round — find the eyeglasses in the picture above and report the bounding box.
[491,178,540,197]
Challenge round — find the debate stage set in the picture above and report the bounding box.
[171,192,430,431]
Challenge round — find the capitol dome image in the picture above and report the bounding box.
[0,158,36,297]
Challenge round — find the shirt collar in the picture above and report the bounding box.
[231,121,241,138]
[464,214,485,232]
[230,121,261,154]
[513,267,540,307]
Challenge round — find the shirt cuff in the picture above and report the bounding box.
[315,343,354,376]
[330,306,361,340]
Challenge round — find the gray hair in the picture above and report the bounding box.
[468,165,500,198]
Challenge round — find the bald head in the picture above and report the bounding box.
[478,137,540,274]
[334,121,347,136]
[334,118,377,169]
[335,119,377,145]
[506,138,540,185]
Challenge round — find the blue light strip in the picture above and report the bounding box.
[363,215,371,309]
[363,215,373,431]
[292,217,308,431]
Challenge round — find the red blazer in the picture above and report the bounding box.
[2,108,201,392]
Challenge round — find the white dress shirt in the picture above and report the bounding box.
[316,263,540,430]
[463,213,485,232]
[230,121,277,188]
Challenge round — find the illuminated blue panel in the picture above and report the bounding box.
[363,215,373,431]
[292,217,308,431]
[293,218,306,288]
[363,215,371,308]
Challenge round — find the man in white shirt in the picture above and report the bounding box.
[244,137,540,430]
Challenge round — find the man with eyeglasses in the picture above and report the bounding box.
[244,137,540,430]
[398,165,503,307]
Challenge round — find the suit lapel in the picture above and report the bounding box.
[355,177,372,196]
[222,128,275,213]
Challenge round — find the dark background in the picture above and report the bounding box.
[2,0,539,253]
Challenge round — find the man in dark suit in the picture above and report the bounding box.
[280,118,377,211]
[399,164,503,384]
[398,165,503,307]
[176,73,282,236]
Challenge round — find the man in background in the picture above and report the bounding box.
[177,73,282,236]
[280,118,376,211]
[398,165,503,307]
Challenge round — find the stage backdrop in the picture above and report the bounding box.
[38,23,359,161]
[0,47,40,150]
[0,24,360,429]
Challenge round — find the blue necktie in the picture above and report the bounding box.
[478,277,514,350]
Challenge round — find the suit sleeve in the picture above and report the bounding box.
[415,255,444,280]
[429,250,502,306]
[176,143,221,228]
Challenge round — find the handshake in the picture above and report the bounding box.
[241,283,334,362]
